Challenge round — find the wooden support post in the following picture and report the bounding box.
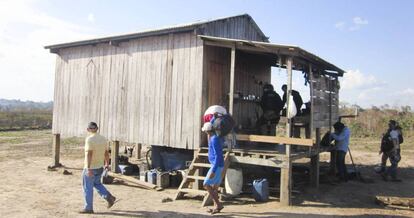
[280,57,293,206]
[111,141,120,173]
[229,45,236,116]
[136,143,142,159]
[310,128,320,188]
[52,134,61,167]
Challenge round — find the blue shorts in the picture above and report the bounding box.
[203,167,223,186]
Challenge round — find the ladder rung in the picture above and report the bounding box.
[186,175,206,180]
[193,163,211,168]
[179,188,207,195]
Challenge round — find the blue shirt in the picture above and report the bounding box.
[331,127,350,152]
[208,135,224,173]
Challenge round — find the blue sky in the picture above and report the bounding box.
[0,0,413,108]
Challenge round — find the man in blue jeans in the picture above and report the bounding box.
[80,122,116,214]
[201,122,224,214]
[330,121,350,182]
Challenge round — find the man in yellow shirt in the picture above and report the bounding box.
[80,122,116,214]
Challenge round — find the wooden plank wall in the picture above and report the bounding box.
[52,32,203,150]
[203,16,266,42]
[311,73,339,128]
[233,52,271,128]
[202,46,271,129]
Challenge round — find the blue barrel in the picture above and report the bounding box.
[147,170,157,185]
[252,179,269,202]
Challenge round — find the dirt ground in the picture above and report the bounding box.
[0,130,413,218]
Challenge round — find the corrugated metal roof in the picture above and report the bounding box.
[199,35,345,76]
[44,14,267,51]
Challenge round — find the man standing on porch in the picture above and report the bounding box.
[201,122,224,214]
[80,122,116,214]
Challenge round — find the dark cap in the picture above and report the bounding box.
[333,121,345,131]
[88,122,98,129]
[389,120,397,126]
[263,84,274,92]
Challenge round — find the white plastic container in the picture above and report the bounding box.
[225,168,243,195]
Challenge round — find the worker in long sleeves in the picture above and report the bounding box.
[330,121,350,182]
[201,122,224,214]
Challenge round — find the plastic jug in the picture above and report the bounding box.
[252,179,269,202]
[147,169,157,185]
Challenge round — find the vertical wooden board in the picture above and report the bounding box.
[68,48,79,136]
[52,55,62,134]
[169,35,179,147]
[139,37,148,143]
[125,41,134,141]
[135,39,144,142]
[163,34,174,146]
[181,33,192,149]
[175,34,185,149]
[193,38,203,149]
[144,36,154,145]
[157,35,168,146]
[154,36,164,145]
[101,45,113,139]
[146,37,155,145]
[138,38,148,143]
[129,40,140,142]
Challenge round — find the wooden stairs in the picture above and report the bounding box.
[174,147,231,206]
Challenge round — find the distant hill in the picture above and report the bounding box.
[0,99,53,111]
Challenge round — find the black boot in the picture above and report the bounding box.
[106,194,116,208]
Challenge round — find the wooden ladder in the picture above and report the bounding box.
[174,147,231,206]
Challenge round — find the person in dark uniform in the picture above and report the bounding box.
[281,84,303,115]
[257,84,284,135]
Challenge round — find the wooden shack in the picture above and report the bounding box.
[45,14,345,206]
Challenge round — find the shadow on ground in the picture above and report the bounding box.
[93,210,411,218]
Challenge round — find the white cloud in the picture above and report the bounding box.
[0,0,95,101]
[398,88,414,96]
[353,17,368,25]
[334,16,369,32]
[87,13,95,23]
[341,69,385,90]
[334,21,345,31]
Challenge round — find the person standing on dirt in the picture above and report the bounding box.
[201,122,224,215]
[80,122,116,214]
[379,120,402,182]
[281,84,303,115]
[330,121,350,182]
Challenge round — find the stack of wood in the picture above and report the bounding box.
[375,196,414,210]
[108,171,163,191]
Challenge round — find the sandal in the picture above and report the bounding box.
[210,206,224,214]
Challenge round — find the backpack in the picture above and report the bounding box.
[398,132,404,144]
[212,114,235,137]
[381,133,394,152]
[320,131,334,147]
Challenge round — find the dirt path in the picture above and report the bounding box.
[0,131,413,217]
